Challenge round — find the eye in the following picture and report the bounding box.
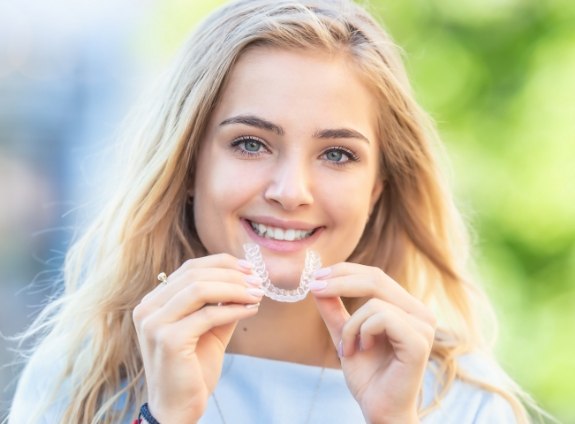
[230,136,269,157]
[321,147,359,165]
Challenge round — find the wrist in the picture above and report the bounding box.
[136,402,200,424]
[366,410,419,424]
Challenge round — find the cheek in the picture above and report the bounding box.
[319,184,372,237]
[339,200,371,235]
[324,172,374,213]
[193,158,265,228]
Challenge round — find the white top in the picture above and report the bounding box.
[9,349,517,423]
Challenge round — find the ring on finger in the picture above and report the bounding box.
[157,272,168,286]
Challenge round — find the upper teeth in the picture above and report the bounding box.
[250,222,314,241]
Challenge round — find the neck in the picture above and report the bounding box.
[227,295,340,368]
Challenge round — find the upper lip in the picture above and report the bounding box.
[243,216,321,231]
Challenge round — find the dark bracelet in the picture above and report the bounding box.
[138,402,161,424]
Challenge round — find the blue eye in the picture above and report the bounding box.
[243,139,262,152]
[230,136,268,157]
[325,150,344,162]
[322,147,359,164]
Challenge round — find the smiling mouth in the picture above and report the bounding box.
[248,220,318,241]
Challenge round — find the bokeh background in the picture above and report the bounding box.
[1,0,573,422]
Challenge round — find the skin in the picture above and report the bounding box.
[133,47,436,424]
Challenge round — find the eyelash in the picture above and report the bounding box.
[321,146,360,166]
[230,136,269,158]
[229,136,360,165]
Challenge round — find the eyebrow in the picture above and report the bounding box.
[219,115,284,136]
[313,128,369,144]
[219,114,370,144]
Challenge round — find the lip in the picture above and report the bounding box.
[241,218,323,253]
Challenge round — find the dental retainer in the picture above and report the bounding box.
[243,243,321,302]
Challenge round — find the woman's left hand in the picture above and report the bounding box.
[310,263,436,424]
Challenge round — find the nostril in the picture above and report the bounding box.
[263,173,313,209]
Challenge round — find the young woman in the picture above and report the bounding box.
[10,0,539,423]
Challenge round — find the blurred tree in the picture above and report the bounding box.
[374,0,575,421]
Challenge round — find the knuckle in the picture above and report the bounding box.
[182,268,201,283]
[198,305,218,322]
[412,297,436,327]
[371,267,388,294]
[153,326,179,352]
[341,319,357,340]
[421,305,437,328]
[373,267,387,284]
[184,282,206,300]
[132,303,144,323]
[417,335,432,355]
[139,316,160,339]
[374,266,386,279]
[215,253,237,263]
[182,258,198,270]
[364,297,384,311]
[132,301,153,325]
[423,323,436,344]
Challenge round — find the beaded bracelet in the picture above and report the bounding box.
[133,402,161,424]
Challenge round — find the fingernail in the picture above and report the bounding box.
[337,339,344,358]
[245,274,263,286]
[308,280,328,291]
[246,287,265,297]
[238,259,254,270]
[245,302,260,309]
[313,267,332,279]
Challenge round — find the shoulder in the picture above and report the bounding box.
[9,339,69,424]
[422,353,518,423]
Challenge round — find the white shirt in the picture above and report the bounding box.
[10,350,516,423]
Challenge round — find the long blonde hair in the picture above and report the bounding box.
[16,0,538,422]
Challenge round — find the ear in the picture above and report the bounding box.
[368,178,384,216]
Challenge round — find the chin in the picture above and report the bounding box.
[266,267,304,290]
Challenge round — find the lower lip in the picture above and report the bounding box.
[241,219,322,253]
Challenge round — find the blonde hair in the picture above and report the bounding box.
[15,0,541,422]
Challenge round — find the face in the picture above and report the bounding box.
[193,47,383,287]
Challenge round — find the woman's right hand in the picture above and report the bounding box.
[132,254,264,423]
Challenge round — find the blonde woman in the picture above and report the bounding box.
[10,0,541,423]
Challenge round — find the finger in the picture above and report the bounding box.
[139,282,264,326]
[170,253,254,281]
[360,304,436,349]
[311,295,349,353]
[146,253,255,299]
[349,302,432,364]
[311,263,434,324]
[148,303,260,355]
[340,298,435,358]
[146,267,263,307]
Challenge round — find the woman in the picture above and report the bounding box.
[10,0,539,423]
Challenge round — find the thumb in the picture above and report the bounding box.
[312,294,350,348]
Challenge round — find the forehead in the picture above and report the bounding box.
[210,46,379,141]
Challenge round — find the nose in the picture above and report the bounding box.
[264,154,313,210]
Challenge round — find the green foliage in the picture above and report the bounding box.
[377,0,575,421]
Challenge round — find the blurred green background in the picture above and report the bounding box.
[1,0,573,422]
[143,0,574,421]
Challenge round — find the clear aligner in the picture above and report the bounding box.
[243,243,322,303]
